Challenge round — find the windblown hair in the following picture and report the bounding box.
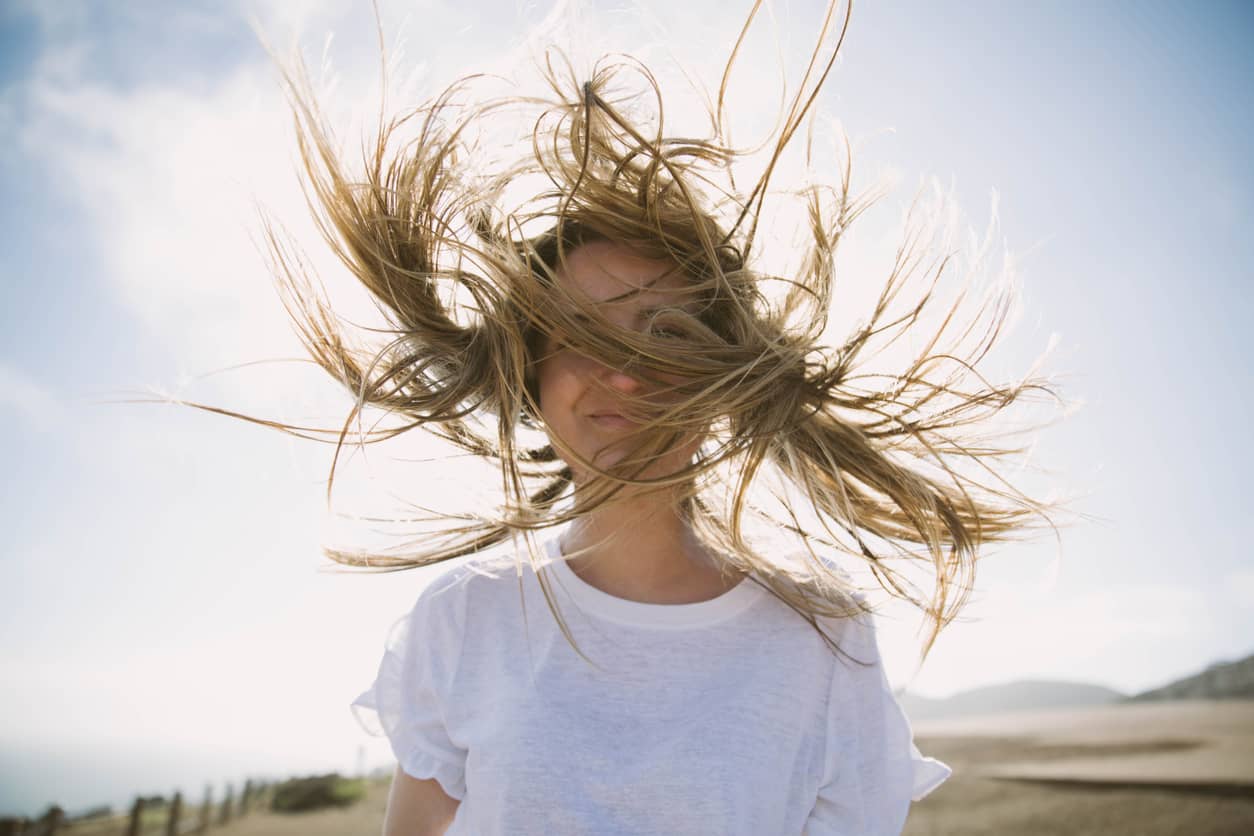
[228,0,1057,663]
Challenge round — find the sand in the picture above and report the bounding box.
[904,699,1254,835]
[210,781,389,836]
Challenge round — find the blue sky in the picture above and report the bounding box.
[2,0,1251,816]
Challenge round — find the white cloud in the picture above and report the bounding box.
[1224,566,1254,607]
[19,68,307,359]
[0,361,63,429]
[6,6,417,416]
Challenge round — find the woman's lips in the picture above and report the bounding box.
[587,412,640,430]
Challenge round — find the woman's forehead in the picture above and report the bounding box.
[554,240,692,307]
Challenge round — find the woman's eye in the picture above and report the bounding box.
[651,327,684,340]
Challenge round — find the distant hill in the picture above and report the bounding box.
[900,651,1254,721]
[1125,652,1254,702]
[900,680,1125,722]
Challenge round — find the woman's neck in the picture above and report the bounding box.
[559,488,745,605]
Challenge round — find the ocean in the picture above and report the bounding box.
[0,737,372,820]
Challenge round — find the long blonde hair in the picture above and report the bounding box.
[191,0,1059,664]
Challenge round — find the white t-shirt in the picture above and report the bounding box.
[353,534,951,835]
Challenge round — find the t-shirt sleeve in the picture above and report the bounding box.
[351,570,469,800]
[803,605,952,835]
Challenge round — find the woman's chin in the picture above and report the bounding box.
[569,451,691,492]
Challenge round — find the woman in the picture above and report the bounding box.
[251,1,1055,832]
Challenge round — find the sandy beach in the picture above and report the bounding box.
[211,700,1254,835]
[903,699,1254,835]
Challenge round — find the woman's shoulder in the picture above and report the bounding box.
[411,538,554,612]
[756,549,870,612]
[751,550,880,658]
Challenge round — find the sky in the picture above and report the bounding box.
[2,0,1252,818]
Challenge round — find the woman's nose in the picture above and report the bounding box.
[599,364,643,394]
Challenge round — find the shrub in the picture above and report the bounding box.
[74,805,113,821]
[270,773,366,813]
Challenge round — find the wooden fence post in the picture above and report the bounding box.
[218,784,233,826]
[165,791,183,836]
[198,786,213,835]
[126,798,145,836]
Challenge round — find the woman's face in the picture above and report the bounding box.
[534,240,701,484]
